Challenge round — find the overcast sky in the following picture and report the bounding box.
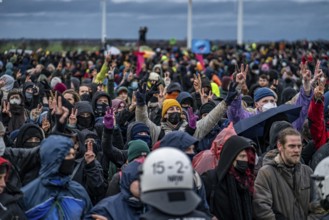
[1,0,329,41]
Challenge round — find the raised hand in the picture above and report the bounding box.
[41,116,51,132]
[300,61,311,82]
[2,101,11,117]
[84,140,96,164]
[68,108,78,126]
[187,107,198,129]
[235,64,248,85]
[193,74,202,93]
[103,107,115,129]
[201,88,213,104]
[314,84,324,101]
[225,82,239,106]
[136,83,147,106]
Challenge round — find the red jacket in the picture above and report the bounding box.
[308,97,328,149]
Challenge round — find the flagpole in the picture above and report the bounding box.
[187,0,192,49]
[101,0,107,48]
[237,0,243,45]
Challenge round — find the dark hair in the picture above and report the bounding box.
[277,127,301,146]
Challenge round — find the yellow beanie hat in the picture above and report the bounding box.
[162,99,182,117]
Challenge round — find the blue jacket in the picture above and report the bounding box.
[21,135,92,220]
[85,160,145,220]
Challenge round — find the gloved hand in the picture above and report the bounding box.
[136,83,147,106]
[103,107,115,129]
[225,82,239,106]
[187,107,198,129]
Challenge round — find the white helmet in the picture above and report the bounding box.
[313,157,329,201]
[140,147,200,215]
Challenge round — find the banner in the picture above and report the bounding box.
[192,39,211,54]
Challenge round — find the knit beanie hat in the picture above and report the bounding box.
[199,102,216,116]
[148,72,160,81]
[281,88,297,104]
[127,140,150,162]
[166,82,182,93]
[131,123,150,138]
[161,99,182,117]
[54,83,67,94]
[254,87,276,102]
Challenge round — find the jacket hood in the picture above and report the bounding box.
[120,160,144,197]
[0,74,14,92]
[76,129,100,156]
[268,121,292,150]
[216,135,256,182]
[15,123,45,148]
[91,91,112,112]
[262,149,280,166]
[176,92,193,106]
[39,135,74,178]
[23,82,34,93]
[159,131,198,152]
[75,101,94,116]
[152,64,163,77]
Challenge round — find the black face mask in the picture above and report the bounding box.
[77,116,92,129]
[80,93,91,102]
[58,159,75,176]
[235,160,249,173]
[167,112,181,125]
[24,142,40,148]
[95,103,108,117]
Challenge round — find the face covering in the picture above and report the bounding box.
[131,81,138,90]
[80,93,91,102]
[25,92,33,101]
[24,141,40,148]
[58,158,75,176]
[235,160,249,173]
[262,102,277,112]
[167,112,181,125]
[95,103,108,117]
[133,135,151,148]
[77,116,92,129]
[9,98,21,105]
[0,137,5,156]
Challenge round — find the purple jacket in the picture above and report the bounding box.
[227,87,313,131]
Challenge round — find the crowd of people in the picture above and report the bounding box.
[0,40,329,219]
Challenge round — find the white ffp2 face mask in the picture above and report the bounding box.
[9,98,21,105]
[262,102,277,112]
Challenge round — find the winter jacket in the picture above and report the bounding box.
[253,150,318,220]
[308,96,328,149]
[85,160,145,220]
[136,101,227,142]
[202,136,256,220]
[21,135,92,219]
[228,87,312,131]
[0,157,26,220]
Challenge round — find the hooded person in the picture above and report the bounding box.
[140,148,211,220]
[14,123,45,149]
[85,159,146,220]
[0,74,15,101]
[5,89,29,133]
[21,135,92,219]
[91,91,112,121]
[176,91,194,111]
[71,101,96,131]
[0,157,26,219]
[71,129,108,205]
[202,135,256,220]
[22,82,39,111]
